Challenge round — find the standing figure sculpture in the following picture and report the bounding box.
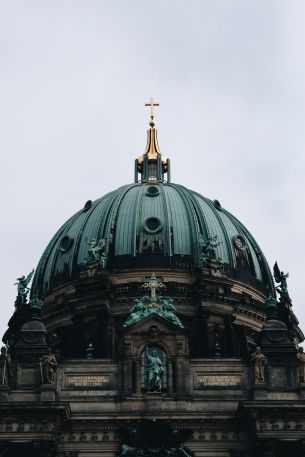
[145,349,165,392]
[273,261,291,303]
[39,348,57,385]
[14,270,34,304]
[251,347,267,384]
[0,345,12,386]
[297,347,305,384]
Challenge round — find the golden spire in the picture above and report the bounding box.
[135,98,170,183]
[143,97,161,156]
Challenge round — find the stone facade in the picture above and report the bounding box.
[1,119,304,456]
[1,264,305,457]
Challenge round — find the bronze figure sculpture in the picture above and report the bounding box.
[145,350,165,392]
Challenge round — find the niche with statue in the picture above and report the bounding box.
[141,346,167,393]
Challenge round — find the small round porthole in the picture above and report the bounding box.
[144,217,162,234]
[213,199,222,210]
[83,200,93,212]
[60,235,74,252]
[233,235,246,250]
[146,186,159,197]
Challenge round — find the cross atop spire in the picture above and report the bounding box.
[145,98,159,127]
[134,99,171,183]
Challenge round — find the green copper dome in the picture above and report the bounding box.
[32,181,274,297]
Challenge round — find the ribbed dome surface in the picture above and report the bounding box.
[32,182,274,297]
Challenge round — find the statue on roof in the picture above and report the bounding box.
[273,261,291,303]
[14,269,34,304]
[123,296,150,327]
[86,238,107,268]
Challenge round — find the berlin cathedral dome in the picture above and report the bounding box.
[1,101,305,457]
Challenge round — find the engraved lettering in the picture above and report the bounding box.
[65,375,110,388]
[197,375,241,386]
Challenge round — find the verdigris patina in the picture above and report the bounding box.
[14,270,34,304]
[30,297,43,312]
[124,274,183,328]
[124,296,183,328]
[273,261,291,303]
[85,238,107,268]
[118,420,194,457]
[199,235,223,270]
[117,421,194,457]
[145,349,165,392]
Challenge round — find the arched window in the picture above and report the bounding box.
[141,346,167,392]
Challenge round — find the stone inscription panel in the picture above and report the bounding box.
[197,374,242,387]
[65,374,111,388]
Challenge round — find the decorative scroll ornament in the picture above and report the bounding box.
[198,235,223,270]
[273,261,291,303]
[14,269,34,304]
[124,274,183,328]
[85,238,107,268]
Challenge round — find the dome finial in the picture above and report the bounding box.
[134,99,171,183]
[145,97,159,128]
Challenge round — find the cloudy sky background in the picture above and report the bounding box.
[0,1,304,339]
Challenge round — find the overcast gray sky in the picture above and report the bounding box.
[0,1,304,340]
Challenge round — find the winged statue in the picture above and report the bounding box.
[273,261,291,303]
[14,269,34,304]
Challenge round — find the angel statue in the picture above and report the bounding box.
[273,261,291,303]
[86,238,107,268]
[199,235,223,270]
[14,269,34,304]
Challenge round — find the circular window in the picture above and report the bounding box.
[146,186,159,197]
[233,235,246,250]
[83,200,93,212]
[144,217,162,234]
[213,199,222,210]
[60,235,74,252]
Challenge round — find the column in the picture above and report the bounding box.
[167,359,173,395]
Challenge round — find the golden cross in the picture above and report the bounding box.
[145,98,159,118]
